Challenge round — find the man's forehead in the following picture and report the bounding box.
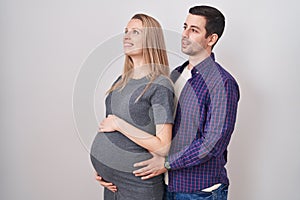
[184,14,206,27]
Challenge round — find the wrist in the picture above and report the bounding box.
[164,156,171,170]
[113,116,121,131]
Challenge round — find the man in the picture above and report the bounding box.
[97,5,239,199]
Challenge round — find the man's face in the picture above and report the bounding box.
[181,14,212,56]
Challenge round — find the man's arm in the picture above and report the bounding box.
[169,79,239,170]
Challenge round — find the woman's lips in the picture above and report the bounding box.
[123,42,134,47]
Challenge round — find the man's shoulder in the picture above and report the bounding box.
[214,63,240,99]
[216,63,238,85]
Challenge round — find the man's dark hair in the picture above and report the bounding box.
[189,5,225,47]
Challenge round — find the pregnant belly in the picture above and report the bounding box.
[90,132,152,175]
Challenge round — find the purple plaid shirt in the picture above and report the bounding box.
[168,53,239,192]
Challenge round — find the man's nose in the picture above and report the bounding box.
[182,29,189,38]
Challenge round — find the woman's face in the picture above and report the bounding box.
[123,18,143,57]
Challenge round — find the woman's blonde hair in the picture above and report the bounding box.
[107,13,169,97]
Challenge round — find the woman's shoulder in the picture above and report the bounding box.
[152,75,174,91]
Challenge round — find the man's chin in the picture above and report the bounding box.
[181,48,192,55]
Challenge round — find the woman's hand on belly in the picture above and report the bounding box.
[98,115,119,133]
[95,172,117,192]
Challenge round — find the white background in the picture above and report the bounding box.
[1,0,300,199]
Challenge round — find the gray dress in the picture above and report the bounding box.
[90,75,174,200]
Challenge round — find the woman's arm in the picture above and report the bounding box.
[99,115,172,156]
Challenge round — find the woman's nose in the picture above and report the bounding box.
[124,31,131,40]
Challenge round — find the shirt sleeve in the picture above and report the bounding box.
[169,79,239,170]
[150,78,175,125]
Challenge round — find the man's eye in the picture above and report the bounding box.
[191,29,198,33]
[183,26,187,30]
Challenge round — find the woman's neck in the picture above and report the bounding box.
[132,64,151,79]
[130,56,150,79]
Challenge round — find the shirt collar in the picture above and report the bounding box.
[191,53,215,76]
[177,53,216,75]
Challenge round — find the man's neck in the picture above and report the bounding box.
[188,50,211,70]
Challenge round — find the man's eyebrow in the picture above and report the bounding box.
[183,23,201,30]
[191,25,200,30]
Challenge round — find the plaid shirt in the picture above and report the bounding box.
[168,53,240,192]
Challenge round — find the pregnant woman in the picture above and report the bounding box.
[90,13,174,200]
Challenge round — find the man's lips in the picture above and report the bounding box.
[182,39,190,46]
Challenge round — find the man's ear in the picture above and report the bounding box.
[208,33,219,47]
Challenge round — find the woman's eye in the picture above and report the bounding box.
[133,30,139,34]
